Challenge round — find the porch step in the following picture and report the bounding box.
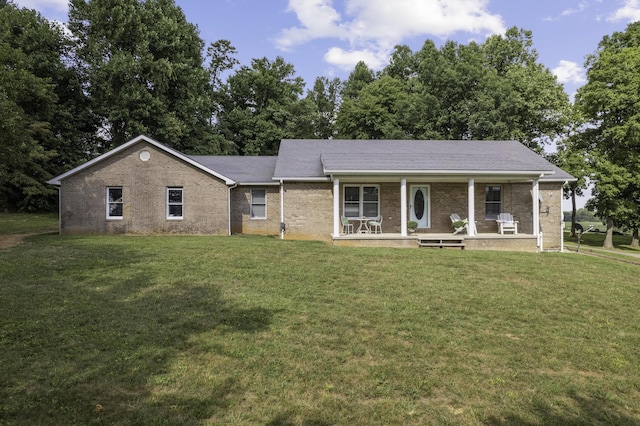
[417,236,465,249]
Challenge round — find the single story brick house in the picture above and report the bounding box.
[48,135,575,251]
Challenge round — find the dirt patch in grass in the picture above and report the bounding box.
[0,234,34,250]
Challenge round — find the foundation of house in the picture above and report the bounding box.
[332,233,540,251]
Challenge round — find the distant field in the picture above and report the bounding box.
[564,221,631,235]
[1,214,639,425]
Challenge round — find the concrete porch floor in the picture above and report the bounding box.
[332,232,539,251]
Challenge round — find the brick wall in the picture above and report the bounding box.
[230,186,281,236]
[59,142,229,235]
[539,183,564,250]
[282,182,333,240]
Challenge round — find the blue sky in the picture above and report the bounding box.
[15,0,640,210]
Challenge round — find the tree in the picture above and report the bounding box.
[0,2,93,211]
[576,22,640,248]
[555,110,591,237]
[337,75,410,139]
[68,0,216,153]
[216,56,312,155]
[305,76,341,139]
[335,28,570,149]
[341,61,375,100]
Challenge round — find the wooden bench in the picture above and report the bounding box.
[417,236,465,249]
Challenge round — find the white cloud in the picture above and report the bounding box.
[277,0,348,51]
[277,0,506,70]
[552,60,586,85]
[324,47,388,70]
[608,0,640,22]
[13,0,68,12]
[561,1,588,17]
[544,1,588,22]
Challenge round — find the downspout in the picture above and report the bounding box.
[280,180,285,240]
[227,183,237,236]
[55,186,61,234]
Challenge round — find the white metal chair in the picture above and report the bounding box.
[368,216,383,234]
[496,213,518,234]
[341,216,354,234]
[450,213,469,235]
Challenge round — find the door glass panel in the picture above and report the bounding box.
[414,189,424,220]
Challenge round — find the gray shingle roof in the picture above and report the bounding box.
[274,139,574,180]
[190,155,278,184]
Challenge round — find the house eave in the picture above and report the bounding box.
[236,181,281,186]
[272,177,332,182]
[323,169,554,177]
[47,135,236,186]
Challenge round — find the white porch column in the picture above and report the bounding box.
[467,178,476,236]
[280,180,285,240]
[532,178,540,245]
[400,178,407,236]
[333,178,341,238]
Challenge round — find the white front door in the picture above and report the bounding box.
[410,186,430,229]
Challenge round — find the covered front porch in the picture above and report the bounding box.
[330,176,547,251]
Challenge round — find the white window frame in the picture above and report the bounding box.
[167,187,184,220]
[343,185,380,218]
[485,185,502,220]
[250,188,267,219]
[106,187,123,220]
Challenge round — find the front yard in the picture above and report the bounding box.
[1,216,639,424]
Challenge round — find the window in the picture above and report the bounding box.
[107,187,123,219]
[251,189,266,219]
[167,187,183,219]
[344,185,379,217]
[485,185,501,220]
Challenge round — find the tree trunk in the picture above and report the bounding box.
[632,229,639,247]
[570,190,577,237]
[603,216,614,249]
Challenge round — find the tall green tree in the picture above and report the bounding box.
[69,0,216,153]
[341,61,376,101]
[336,28,569,149]
[0,2,93,210]
[555,142,589,237]
[576,22,640,248]
[337,75,408,139]
[305,76,341,139]
[216,56,312,155]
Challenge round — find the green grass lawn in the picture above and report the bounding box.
[1,217,639,425]
[564,229,640,254]
[0,212,59,235]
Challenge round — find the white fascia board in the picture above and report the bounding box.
[544,177,578,183]
[272,177,331,182]
[237,181,281,186]
[323,169,554,177]
[47,135,236,186]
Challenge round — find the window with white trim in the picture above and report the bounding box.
[485,185,501,220]
[250,189,266,219]
[106,187,123,219]
[167,187,183,219]
[344,185,379,217]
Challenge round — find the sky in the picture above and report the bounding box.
[14,0,640,210]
